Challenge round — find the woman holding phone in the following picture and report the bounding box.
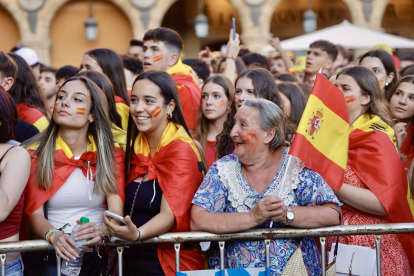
[104,71,206,276]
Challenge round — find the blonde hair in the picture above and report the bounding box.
[25,76,119,195]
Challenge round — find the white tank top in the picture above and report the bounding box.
[48,158,107,233]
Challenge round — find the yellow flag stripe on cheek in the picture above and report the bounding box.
[296,94,349,169]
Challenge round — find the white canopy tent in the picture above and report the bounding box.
[263,20,414,52]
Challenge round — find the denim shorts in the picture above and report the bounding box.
[5,256,24,276]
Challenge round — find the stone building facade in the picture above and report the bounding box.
[0,0,412,67]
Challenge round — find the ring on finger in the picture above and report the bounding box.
[92,226,95,233]
[61,240,66,246]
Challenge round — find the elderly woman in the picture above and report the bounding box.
[191,98,342,276]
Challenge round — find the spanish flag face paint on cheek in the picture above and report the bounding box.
[379,80,384,86]
[76,108,85,115]
[151,106,161,117]
[54,103,59,111]
[217,99,225,107]
[345,95,356,103]
[153,55,163,62]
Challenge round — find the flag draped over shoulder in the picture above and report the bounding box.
[16,102,49,132]
[114,95,129,131]
[348,114,414,266]
[22,134,125,239]
[290,73,349,190]
[127,122,205,275]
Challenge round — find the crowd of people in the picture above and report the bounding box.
[1,25,414,276]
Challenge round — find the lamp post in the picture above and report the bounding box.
[302,0,317,33]
[85,0,98,40]
[194,0,209,38]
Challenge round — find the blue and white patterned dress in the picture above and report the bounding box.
[192,148,341,276]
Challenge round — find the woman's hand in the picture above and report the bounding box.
[103,214,139,241]
[74,221,102,246]
[249,196,287,225]
[393,122,407,150]
[49,231,79,261]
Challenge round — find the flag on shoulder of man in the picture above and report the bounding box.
[289,73,349,191]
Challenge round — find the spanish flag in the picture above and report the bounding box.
[16,102,49,132]
[127,122,205,275]
[115,95,130,131]
[290,73,349,190]
[348,114,414,267]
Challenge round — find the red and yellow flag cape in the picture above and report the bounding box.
[16,102,49,132]
[127,122,205,275]
[167,59,201,131]
[22,134,125,239]
[348,114,414,267]
[290,73,349,190]
[115,95,130,131]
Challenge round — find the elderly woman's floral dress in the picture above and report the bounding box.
[192,148,341,276]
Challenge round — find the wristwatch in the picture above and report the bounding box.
[285,206,294,226]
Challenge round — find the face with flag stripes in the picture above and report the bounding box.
[335,74,371,123]
[130,79,176,134]
[54,80,94,129]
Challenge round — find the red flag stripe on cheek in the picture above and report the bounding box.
[151,106,161,117]
[345,95,356,103]
[54,103,58,110]
[153,55,163,62]
[76,108,86,114]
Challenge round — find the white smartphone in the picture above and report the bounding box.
[104,210,126,225]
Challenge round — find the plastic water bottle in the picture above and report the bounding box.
[61,217,90,276]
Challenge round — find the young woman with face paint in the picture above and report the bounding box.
[80,48,130,130]
[216,68,282,159]
[103,71,206,276]
[387,76,414,191]
[359,50,397,98]
[328,66,414,274]
[196,75,235,169]
[23,76,125,276]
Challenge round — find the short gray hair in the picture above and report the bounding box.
[243,99,285,152]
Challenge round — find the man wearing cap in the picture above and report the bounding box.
[15,47,41,80]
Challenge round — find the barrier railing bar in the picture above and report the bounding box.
[174,243,180,273]
[219,241,225,276]
[320,236,326,276]
[1,223,413,276]
[375,235,381,276]
[56,253,61,276]
[265,239,270,276]
[117,247,124,276]
[1,223,412,253]
[0,254,5,276]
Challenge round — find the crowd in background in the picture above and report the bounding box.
[1,25,414,276]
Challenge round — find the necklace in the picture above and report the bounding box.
[129,172,149,218]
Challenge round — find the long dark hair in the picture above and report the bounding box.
[399,65,414,77]
[196,75,234,150]
[85,49,129,105]
[337,66,393,126]
[125,70,206,176]
[359,50,397,97]
[277,82,306,126]
[0,86,15,143]
[25,76,118,194]
[8,53,48,117]
[77,71,123,129]
[216,68,281,159]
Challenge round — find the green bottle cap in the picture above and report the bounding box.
[80,217,90,223]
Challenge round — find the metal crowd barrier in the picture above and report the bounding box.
[1,223,414,276]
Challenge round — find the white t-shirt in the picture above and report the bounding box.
[48,159,107,233]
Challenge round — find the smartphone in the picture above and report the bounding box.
[232,18,236,40]
[104,210,126,225]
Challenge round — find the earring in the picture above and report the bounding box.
[385,82,389,86]
[168,113,173,119]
